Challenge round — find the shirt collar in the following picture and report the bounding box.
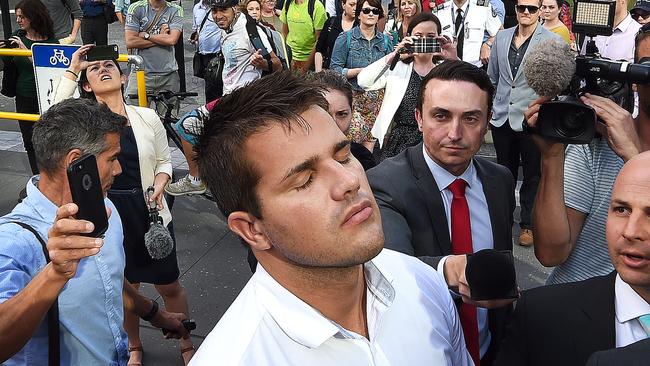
[23,176,59,224]
[615,14,634,33]
[452,0,469,14]
[615,273,650,323]
[422,145,477,192]
[253,257,395,348]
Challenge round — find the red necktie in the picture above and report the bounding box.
[448,179,480,365]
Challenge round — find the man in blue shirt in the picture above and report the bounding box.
[80,0,112,45]
[0,99,189,365]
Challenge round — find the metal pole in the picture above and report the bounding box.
[1,0,12,39]
[173,0,187,92]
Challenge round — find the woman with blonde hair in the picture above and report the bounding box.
[385,0,421,44]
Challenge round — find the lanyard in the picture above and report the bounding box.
[451,1,470,39]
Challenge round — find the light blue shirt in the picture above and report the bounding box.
[0,177,128,366]
[422,146,494,358]
[193,2,221,54]
[114,0,131,15]
[484,0,504,42]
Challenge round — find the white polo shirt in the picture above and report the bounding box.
[434,0,502,66]
[190,249,472,366]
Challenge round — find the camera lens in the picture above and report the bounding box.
[555,110,587,138]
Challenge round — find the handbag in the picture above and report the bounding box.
[192,11,212,78]
[204,52,224,86]
[1,57,17,98]
[104,1,119,24]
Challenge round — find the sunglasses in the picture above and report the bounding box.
[361,7,380,15]
[633,11,650,20]
[515,5,539,13]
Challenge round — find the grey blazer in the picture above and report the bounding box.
[487,25,562,131]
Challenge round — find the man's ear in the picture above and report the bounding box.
[228,211,272,251]
[415,108,424,132]
[63,148,84,170]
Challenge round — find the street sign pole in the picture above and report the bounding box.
[1,0,12,39]
[174,0,187,92]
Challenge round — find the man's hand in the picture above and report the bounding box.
[580,93,641,161]
[524,97,566,159]
[480,43,491,64]
[47,203,108,280]
[444,255,517,309]
[160,23,170,35]
[149,308,190,339]
[250,49,267,70]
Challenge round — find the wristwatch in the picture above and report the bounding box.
[143,32,151,40]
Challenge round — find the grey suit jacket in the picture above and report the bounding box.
[487,24,562,131]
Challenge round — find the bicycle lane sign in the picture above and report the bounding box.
[32,44,80,113]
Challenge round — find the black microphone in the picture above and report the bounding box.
[523,39,576,98]
[389,47,406,71]
[143,186,174,260]
[465,249,518,301]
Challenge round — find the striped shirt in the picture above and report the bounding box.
[546,138,622,284]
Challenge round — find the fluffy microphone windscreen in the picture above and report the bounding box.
[144,222,174,260]
[523,39,576,98]
[465,249,518,301]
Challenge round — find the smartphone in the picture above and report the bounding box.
[0,40,17,48]
[250,37,270,58]
[410,37,441,54]
[86,44,119,62]
[67,154,109,237]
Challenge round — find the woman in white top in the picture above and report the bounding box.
[53,45,195,366]
[358,12,457,160]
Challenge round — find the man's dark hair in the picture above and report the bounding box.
[32,98,127,176]
[196,72,329,219]
[417,60,495,118]
[308,70,354,108]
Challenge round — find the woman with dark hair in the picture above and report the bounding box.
[330,0,392,151]
[310,70,377,170]
[358,11,457,160]
[541,0,572,44]
[1,0,57,178]
[314,0,357,71]
[52,45,196,366]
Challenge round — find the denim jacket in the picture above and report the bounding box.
[330,26,392,90]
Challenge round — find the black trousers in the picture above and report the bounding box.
[81,15,108,46]
[199,53,223,102]
[491,121,540,229]
[15,94,39,175]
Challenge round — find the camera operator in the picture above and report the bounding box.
[0,99,189,364]
[525,24,650,285]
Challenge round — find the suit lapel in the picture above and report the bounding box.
[576,272,617,353]
[514,24,544,81]
[474,159,509,250]
[410,143,452,255]
[502,27,515,81]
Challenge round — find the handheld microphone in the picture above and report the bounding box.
[523,39,576,98]
[143,186,173,260]
[389,48,403,71]
[465,249,518,301]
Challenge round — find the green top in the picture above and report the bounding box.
[11,33,59,97]
[280,0,327,61]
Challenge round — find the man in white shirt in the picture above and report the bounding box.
[189,71,472,365]
[495,151,650,366]
[580,0,641,61]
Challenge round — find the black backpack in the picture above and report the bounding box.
[244,13,291,73]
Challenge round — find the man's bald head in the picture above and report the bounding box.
[606,151,650,302]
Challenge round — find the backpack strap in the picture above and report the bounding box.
[245,13,273,61]
[308,0,315,21]
[9,221,60,366]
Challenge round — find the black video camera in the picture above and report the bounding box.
[529,0,650,144]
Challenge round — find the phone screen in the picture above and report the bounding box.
[411,38,441,54]
[86,44,119,62]
[67,154,109,237]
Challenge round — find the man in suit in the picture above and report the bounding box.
[494,151,650,366]
[367,60,516,366]
[487,0,562,246]
[585,339,650,366]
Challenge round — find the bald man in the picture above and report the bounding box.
[494,151,650,366]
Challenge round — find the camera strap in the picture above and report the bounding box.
[7,221,60,366]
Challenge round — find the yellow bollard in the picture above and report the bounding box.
[137,70,147,107]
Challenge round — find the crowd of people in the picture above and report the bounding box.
[0,0,650,364]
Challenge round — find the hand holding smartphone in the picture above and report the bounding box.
[86,44,119,62]
[0,39,17,48]
[67,154,109,237]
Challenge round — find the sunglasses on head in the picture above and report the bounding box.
[515,4,539,13]
[361,7,380,14]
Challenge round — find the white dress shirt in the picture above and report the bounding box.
[615,274,650,347]
[190,249,472,366]
[423,146,495,358]
[582,15,641,62]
